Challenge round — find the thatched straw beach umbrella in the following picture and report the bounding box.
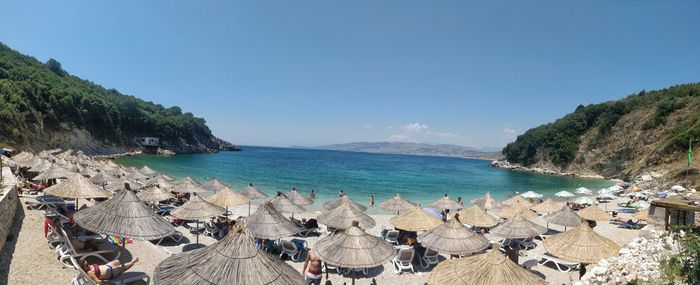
[137,185,175,202]
[173,177,207,193]
[28,159,51,173]
[543,222,620,277]
[490,214,547,240]
[44,173,112,208]
[128,169,149,181]
[90,172,114,185]
[285,187,313,206]
[148,175,175,189]
[171,193,225,244]
[457,205,499,228]
[206,186,250,219]
[315,221,395,285]
[106,177,142,192]
[202,178,229,192]
[246,202,301,239]
[531,198,564,214]
[471,192,502,210]
[317,198,376,230]
[269,193,306,216]
[238,183,269,215]
[418,214,489,255]
[430,195,463,211]
[543,205,582,230]
[154,223,305,285]
[323,195,367,212]
[389,205,443,232]
[379,193,416,214]
[74,189,176,285]
[497,201,538,220]
[576,205,612,221]
[502,195,533,207]
[427,245,547,285]
[34,163,74,181]
[139,165,157,176]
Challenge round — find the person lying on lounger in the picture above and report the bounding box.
[80,257,139,284]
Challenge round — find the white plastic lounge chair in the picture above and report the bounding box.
[518,238,537,250]
[153,230,184,246]
[323,263,344,277]
[392,247,415,274]
[279,240,305,261]
[204,221,220,238]
[385,230,399,245]
[539,252,581,272]
[58,228,120,269]
[69,256,150,285]
[419,248,440,269]
[297,226,320,237]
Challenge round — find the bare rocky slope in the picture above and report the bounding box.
[502,83,700,186]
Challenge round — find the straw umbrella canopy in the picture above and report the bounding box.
[238,183,269,215]
[161,174,175,181]
[11,151,32,163]
[153,223,305,285]
[323,196,367,212]
[206,186,250,208]
[171,193,226,244]
[457,205,499,228]
[490,214,547,240]
[285,188,313,206]
[315,221,395,285]
[78,166,99,177]
[202,178,229,192]
[543,222,620,264]
[531,199,564,214]
[543,206,582,229]
[74,189,175,240]
[430,195,463,211]
[555,191,576,198]
[427,245,547,285]
[502,195,533,207]
[106,177,143,192]
[90,172,115,185]
[389,205,443,232]
[109,167,131,178]
[139,165,157,176]
[137,185,175,202]
[317,198,375,229]
[576,205,612,221]
[471,192,502,210]
[379,193,416,214]
[497,201,538,220]
[246,202,301,239]
[44,173,112,200]
[418,215,489,255]
[28,159,51,172]
[34,163,74,180]
[173,177,207,194]
[128,169,149,181]
[269,193,306,214]
[148,175,175,189]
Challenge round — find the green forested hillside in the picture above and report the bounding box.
[502,83,700,179]
[0,43,232,153]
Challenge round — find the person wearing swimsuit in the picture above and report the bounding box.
[302,249,323,285]
[81,257,139,284]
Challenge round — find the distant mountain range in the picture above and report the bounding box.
[307,142,503,160]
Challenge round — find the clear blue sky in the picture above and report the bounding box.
[2,1,699,148]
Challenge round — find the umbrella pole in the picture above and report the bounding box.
[248,201,251,215]
[196,220,200,244]
[120,239,126,285]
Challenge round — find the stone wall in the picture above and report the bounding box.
[0,167,18,252]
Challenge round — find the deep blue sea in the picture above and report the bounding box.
[116,146,612,212]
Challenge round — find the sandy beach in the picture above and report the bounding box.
[1,193,646,285]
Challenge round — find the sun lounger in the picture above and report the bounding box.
[58,228,120,269]
[153,230,184,246]
[26,195,68,210]
[384,230,399,245]
[617,207,637,213]
[69,256,150,285]
[618,221,644,229]
[278,239,305,261]
[204,220,220,238]
[419,248,440,269]
[539,252,580,272]
[392,247,415,274]
[518,238,537,250]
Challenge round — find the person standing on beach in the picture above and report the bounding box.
[302,249,323,285]
[339,190,345,197]
[369,195,375,207]
[310,189,316,199]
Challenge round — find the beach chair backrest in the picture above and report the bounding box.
[387,230,399,238]
[60,228,79,253]
[425,248,438,257]
[282,240,296,251]
[69,256,98,285]
[397,248,414,261]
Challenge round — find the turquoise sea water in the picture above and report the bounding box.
[116,146,612,212]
